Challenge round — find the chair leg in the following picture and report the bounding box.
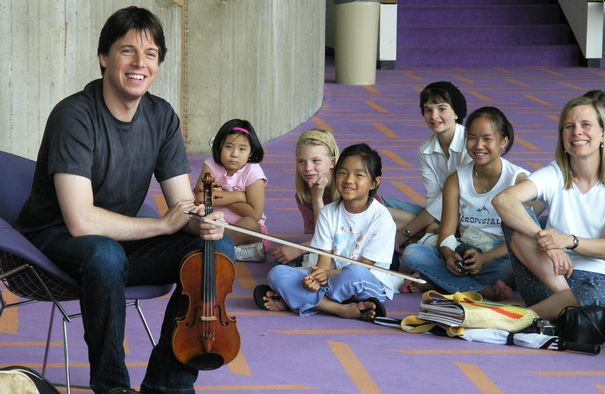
[62,314,72,394]
[132,299,156,346]
[42,303,57,377]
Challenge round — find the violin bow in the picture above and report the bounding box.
[185,211,426,284]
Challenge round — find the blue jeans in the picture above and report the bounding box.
[502,206,605,307]
[267,264,386,316]
[382,197,424,216]
[402,243,513,293]
[28,226,235,394]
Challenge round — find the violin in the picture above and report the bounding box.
[172,172,240,370]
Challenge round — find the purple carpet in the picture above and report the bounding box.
[397,0,581,67]
[2,2,605,393]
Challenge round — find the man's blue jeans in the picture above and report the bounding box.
[28,226,235,394]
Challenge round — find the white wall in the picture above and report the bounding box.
[559,0,603,61]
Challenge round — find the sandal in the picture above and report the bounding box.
[358,297,386,322]
[253,284,282,310]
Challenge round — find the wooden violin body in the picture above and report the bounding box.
[172,173,240,370]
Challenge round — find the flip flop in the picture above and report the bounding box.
[253,284,282,310]
[359,297,386,322]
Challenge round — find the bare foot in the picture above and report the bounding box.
[480,280,513,301]
[356,298,384,322]
[263,290,287,311]
[316,297,385,321]
[408,277,439,294]
[333,300,380,320]
[253,284,288,311]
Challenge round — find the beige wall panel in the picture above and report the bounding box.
[0,0,181,159]
[184,0,325,154]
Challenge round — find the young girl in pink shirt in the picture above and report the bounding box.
[194,118,267,261]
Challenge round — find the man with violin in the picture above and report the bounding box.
[14,6,233,394]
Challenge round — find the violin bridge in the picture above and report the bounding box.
[200,316,217,321]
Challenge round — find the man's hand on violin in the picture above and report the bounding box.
[165,200,197,233]
[195,208,225,240]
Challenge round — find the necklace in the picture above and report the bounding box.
[473,168,489,194]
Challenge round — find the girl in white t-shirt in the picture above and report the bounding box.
[494,96,605,320]
[256,143,396,321]
[403,107,531,300]
[194,119,267,257]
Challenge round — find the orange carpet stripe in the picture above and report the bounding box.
[391,181,425,204]
[275,328,399,335]
[364,85,381,94]
[524,94,554,107]
[454,75,474,84]
[235,261,256,290]
[228,351,252,376]
[312,116,332,131]
[0,341,61,347]
[22,361,149,369]
[236,311,291,317]
[505,78,530,88]
[468,90,495,103]
[397,349,551,355]
[536,67,563,76]
[372,122,399,138]
[560,81,586,91]
[381,150,411,167]
[399,70,422,80]
[495,67,511,74]
[456,362,504,394]
[528,161,544,170]
[544,114,559,122]
[509,135,539,151]
[366,101,389,113]
[591,70,605,78]
[195,385,314,391]
[0,289,19,334]
[329,340,381,394]
[533,371,605,377]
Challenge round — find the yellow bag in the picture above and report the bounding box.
[401,290,538,336]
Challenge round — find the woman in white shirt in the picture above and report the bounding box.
[493,95,605,320]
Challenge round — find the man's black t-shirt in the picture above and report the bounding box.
[15,79,190,234]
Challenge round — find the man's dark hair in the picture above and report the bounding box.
[97,6,167,75]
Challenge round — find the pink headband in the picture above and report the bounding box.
[232,127,250,135]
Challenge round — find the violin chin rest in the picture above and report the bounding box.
[188,353,225,371]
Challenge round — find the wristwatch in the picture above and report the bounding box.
[402,228,413,237]
[568,234,579,250]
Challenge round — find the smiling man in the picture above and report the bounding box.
[15,7,234,394]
